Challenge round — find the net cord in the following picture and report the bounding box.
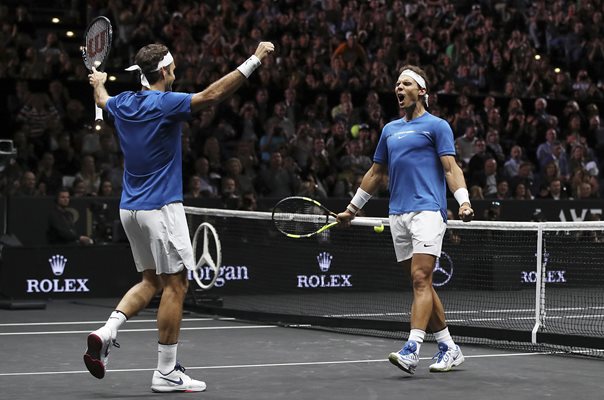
[184,206,604,231]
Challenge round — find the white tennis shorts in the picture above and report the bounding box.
[389,210,447,262]
[120,202,196,274]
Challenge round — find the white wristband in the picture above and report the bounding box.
[454,188,470,206]
[346,204,358,215]
[350,188,372,210]
[237,55,261,78]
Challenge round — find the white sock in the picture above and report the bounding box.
[434,327,456,348]
[157,343,178,374]
[105,310,127,340]
[408,329,425,353]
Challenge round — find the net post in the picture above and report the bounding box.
[531,224,544,344]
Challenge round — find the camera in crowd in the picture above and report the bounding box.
[484,201,501,221]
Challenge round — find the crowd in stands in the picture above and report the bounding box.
[1,0,604,213]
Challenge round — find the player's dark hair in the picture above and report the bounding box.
[133,44,170,85]
[399,64,429,92]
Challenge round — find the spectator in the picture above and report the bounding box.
[544,178,569,200]
[541,141,570,180]
[13,170,38,196]
[255,151,300,198]
[489,179,510,200]
[576,181,595,200]
[75,155,100,195]
[455,125,478,164]
[47,188,93,245]
[485,129,505,165]
[536,128,558,168]
[265,102,295,140]
[36,152,62,195]
[471,158,499,197]
[468,139,489,177]
[98,180,114,197]
[503,145,524,179]
[190,156,219,198]
[223,157,254,195]
[510,162,536,196]
[259,125,287,163]
[513,183,534,200]
[288,121,314,170]
[331,31,369,71]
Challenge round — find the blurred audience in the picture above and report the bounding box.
[1,1,603,207]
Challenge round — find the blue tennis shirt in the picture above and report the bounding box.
[105,90,193,210]
[373,112,456,219]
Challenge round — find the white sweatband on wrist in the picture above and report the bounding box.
[346,204,358,214]
[454,188,470,206]
[350,188,372,210]
[237,55,261,78]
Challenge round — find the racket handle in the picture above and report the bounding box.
[95,104,103,121]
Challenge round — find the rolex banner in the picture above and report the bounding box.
[0,245,139,298]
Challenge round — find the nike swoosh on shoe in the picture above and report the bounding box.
[160,377,183,385]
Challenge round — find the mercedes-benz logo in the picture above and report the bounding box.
[191,222,222,290]
[432,251,453,287]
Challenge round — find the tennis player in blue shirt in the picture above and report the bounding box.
[337,65,474,375]
[84,41,274,392]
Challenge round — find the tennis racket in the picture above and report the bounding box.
[82,16,113,123]
[272,196,343,238]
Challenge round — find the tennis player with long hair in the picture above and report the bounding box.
[337,65,474,375]
[84,41,274,392]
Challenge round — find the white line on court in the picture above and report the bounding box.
[0,325,278,336]
[0,318,235,327]
[0,351,552,377]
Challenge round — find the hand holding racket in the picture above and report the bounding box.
[272,196,338,238]
[82,16,113,123]
[272,196,381,238]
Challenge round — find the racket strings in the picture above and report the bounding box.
[85,21,111,69]
[273,200,329,235]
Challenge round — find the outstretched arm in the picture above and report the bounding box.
[191,41,274,113]
[441,155,474,222]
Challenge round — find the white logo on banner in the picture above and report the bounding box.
[432,252,453,287]
[187,266,249,288]
[297,252,352,288]
[25,254,90,293]
[317,252,333,272]
[522,249,567,283]
[49,255,68,276]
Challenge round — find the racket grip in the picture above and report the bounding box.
[95,104,103,121]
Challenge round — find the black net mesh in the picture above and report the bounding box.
[184,208,604,358]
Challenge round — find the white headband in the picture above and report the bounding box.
[125,52,174,88]
[399,69,429,107]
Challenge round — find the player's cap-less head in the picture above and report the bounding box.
[396,65,429,114]
[126,44,175,91]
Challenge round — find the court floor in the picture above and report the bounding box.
[1,298,602,400]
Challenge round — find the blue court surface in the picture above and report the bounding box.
[1,298,602,400]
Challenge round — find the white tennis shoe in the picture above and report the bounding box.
[151,363,207,393]
[429,343,464,372]
[388,340,420,375]
[83,326,118,379]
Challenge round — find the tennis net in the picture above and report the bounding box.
[184,206,604,357]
